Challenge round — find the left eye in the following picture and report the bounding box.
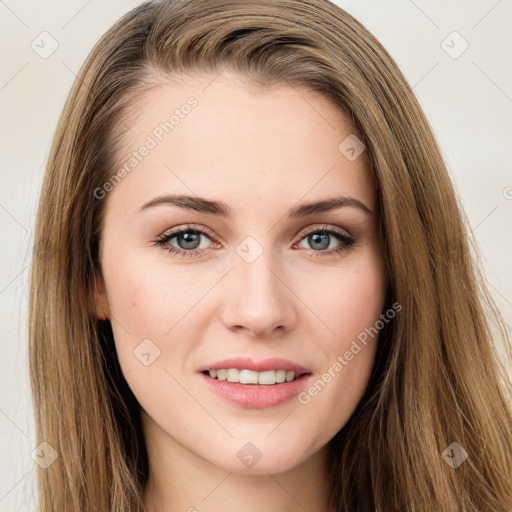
[153,224,218,258]
[297,228,353,252]
[154,224,355,259]
[166,230,210,251]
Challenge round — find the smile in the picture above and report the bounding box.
[200,371,312,409]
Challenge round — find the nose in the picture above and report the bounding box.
[220,253,298,339]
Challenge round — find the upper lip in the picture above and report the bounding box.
[198,357,310,375]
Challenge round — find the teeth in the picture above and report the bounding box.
[275,370,286,383]
[207,369,299,385]
[258,370,277,385]
[239,369,259,384]
[226,369,240,382]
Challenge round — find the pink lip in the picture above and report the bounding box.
[197,357,309,374]
[199,372,312,409]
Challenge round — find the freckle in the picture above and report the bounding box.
[131,300,137,308]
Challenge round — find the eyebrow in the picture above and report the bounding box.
[138,193,374,217]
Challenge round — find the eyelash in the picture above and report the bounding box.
[152,223,356,259]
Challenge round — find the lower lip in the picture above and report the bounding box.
[199,372,312,409]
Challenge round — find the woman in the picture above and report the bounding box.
[29,0,512,510]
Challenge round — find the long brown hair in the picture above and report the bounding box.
[29,0,512,510]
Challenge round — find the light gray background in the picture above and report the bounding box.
[1,0,511,509]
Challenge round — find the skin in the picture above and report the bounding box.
[94,71,387,512]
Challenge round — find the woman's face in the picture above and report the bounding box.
[95,73,387,474]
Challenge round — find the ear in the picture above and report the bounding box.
[94,274,111,320]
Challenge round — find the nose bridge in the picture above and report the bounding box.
[220,236,296,337]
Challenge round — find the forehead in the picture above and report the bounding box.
[107,73,375,217]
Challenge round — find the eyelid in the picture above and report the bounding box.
[159,223,218,241]
[298,223,352,239]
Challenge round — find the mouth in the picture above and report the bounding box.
[197,357,312,408]
[201,368,309,385]
[199,369,312,409]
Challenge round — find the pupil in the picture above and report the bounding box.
[310,233,329,250]
[178,232,200,249]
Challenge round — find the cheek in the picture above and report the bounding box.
[315,251,387,344]
[297,251,386,427]
[104,249,206,335]
[102,251,218,381]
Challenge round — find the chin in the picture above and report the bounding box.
[222,457,302,476]
[206,439,314,476]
